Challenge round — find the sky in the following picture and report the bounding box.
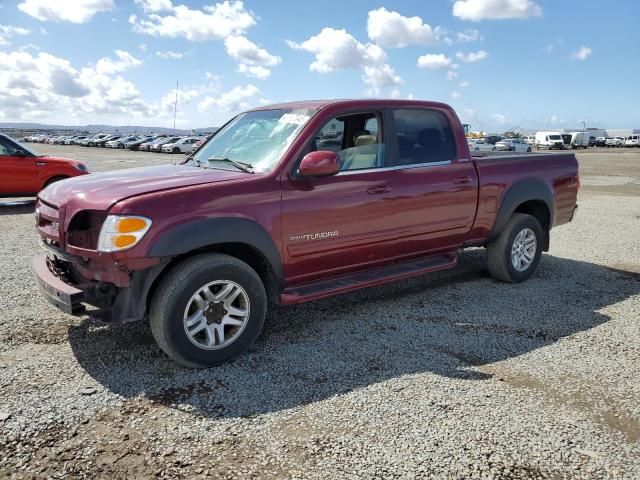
[0,0,639,131]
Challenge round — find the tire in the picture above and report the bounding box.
[527,147,532,152]
[118,143,124,149]
[43,176,68,188]
[486,213,543,283]
[149,253,267,368]
[172,147,180,154]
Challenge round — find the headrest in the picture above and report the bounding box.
[355,134,377,147]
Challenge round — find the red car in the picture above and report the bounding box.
[33,99,579,368]
[0,133,88,196]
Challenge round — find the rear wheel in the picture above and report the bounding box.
[527,147,532,152]
[149,254,267,368]
[487,213,543,283]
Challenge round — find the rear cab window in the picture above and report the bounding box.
[391,109,456,166]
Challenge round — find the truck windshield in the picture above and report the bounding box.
[192,108,316,173]
[549,135,562,140]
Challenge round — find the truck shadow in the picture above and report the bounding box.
[68,250,639,419]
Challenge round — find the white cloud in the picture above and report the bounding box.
[18,0,115,23]
[198,84,260,113]
[490,113,507,125]
[367,7,440,48]
[453,0,542,21]
[362,64,402,94]
[0,48,155,124]
[456,50,488,62]
[135,0,173,12]
[459,81,470,87]
[0,25,30,46]
[225,35,281,78]
[95,50,142,75]
[390,89,401,99]
[159,86,199,116]
[447,70,459,80]
[156,50,187,60]
[288,27,402,94]
[451,90,461,99]
[138,43,148,52]
[225,35,280,66]
[237,64,271,79]
[456,29,483,42]
[417,53,452,70]
[571,46,592,61]
[130,0,256,41]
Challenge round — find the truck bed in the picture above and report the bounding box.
[466,151,580,244]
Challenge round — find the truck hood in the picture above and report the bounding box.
[39,164,248,210]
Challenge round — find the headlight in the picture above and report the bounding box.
[97,215,152,252]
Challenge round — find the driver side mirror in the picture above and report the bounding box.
[13,149,26,157]
[299,150,340,177]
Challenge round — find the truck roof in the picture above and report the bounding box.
[248,98,453,112]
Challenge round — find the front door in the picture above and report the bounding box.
[281,110,398,285]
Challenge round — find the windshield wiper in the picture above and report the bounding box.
[206,157,255,173]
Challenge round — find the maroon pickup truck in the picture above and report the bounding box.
[34,99,579,367]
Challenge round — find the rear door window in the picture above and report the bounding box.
[391,109,456,165]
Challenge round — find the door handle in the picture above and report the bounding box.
[35,161,47,166]
[367,185,391,194]
[454,176,472,184]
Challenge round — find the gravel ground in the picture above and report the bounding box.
[1,145,639,479]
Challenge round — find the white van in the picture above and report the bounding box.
[534,131,564,150]
[569,132,590,149]
[625,134,640,147]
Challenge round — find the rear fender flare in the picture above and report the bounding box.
[148,217,284,289]
[490,179,554,243]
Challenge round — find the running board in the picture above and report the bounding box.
[280,253,458,305]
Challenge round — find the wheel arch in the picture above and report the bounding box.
[490,179,554,250]
[146,218,284,306]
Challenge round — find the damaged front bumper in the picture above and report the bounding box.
[33,251,167,324]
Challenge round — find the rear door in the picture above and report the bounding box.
[280,109,398,284]
[386,107,479,258]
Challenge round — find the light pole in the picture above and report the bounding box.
[581,121,586,148]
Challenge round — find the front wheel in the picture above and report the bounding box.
[172,147,180,154]
[486,213,543,283]
[149,253,267,368]
[527,147,532,152]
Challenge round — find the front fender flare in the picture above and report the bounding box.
[148,217,284,289]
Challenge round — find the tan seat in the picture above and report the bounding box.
[341,134,380,170]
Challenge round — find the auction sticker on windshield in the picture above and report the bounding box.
[279,113,310,125]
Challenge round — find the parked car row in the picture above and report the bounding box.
[22,133,212,154]
[476,131,640,151]
[467,136,532,153]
